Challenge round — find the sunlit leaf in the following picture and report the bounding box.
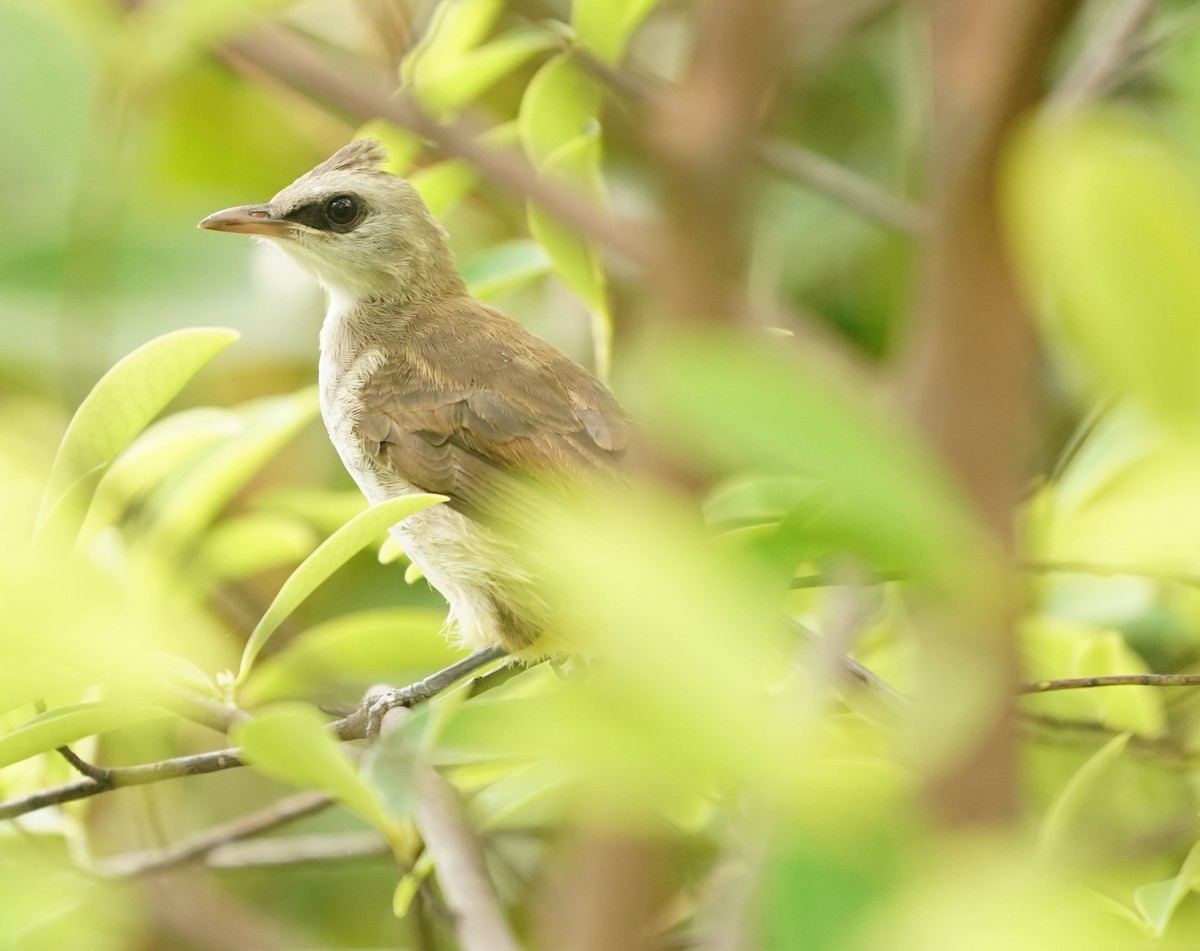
[410,158,477,217]
[647,330,990,595]
[355,121,422,175]
[1134,839,1200,937]
[79,407,241,544]
[253,487,368,536]
[573,0,659,63]
[518,53,600,167]
[233,704,390,830]
[414,30,555,117]
[41,327,238,532]
[240,608,455,705]
[139,388,319,560]
[236,494,447,683]
[1005,113,1200,430]
[195,512,318,582]
[1037,731,1130,862]
[401,0,504,86]
[462,240,551,300]
[0,702,169,770]
[0,659,90,718]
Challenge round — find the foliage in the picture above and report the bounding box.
[6,0,1200,949]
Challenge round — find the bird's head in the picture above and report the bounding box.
[199,139,462,303]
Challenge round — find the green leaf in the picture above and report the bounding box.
[1005,113,1200,431]
[0,659,91,718]
[573,0,659,63]
[236,494,447,683]
[393,852,435,917]
[1037,732,1130,862]
[79,407,241,543]
[139,388,319,559]
[233,704,391,830]
[409,159,478,218]
[1134,839,1200,936]
[527,130,611,378]
[414,30,555,117]
[253,487,369,536]
[0,702,170,770]
[40,327,238,531]
[647,330,989,594]
[354,122,422,176]
[468,759,575,830]
[239,608,455,705]
[518,53,601,167]
[401,0,504,86]
[196,512,318,582]
[462,240,551,300]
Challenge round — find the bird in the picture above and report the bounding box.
[200,139,629,658]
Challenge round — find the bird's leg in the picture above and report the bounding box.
[365,644,509,736]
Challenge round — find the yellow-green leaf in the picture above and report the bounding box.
[573,0,659,63]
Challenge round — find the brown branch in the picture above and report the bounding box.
[221,27,651,267]
[98,790,334,877]
[756,138,928,234]
[382,706,520,951]
[898,0,1084,827]
[205,830,391,868]
[1021,673,1200,693]
[1052,0,1160,111]
[0,648,506,822]
[650,0,790,323]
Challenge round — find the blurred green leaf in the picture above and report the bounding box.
[647,330,990,595]
[140,388,319,559]
[240,608,454,706]
[401,0,504,86]
[1005,113,1200,430]
[1037,731,1130,862]
[41,327,238,533]
[196,512,318,582]
[237,494,447,683]
[0,659,90,718]
[1134,839,1200,937]
[253,487,368,536]
[410,158,478,218]
[462,240,551,300]
[518,53,600,166]
[467,758,574,831]
[233,703,391,831]
[355,121,422,176]
[80,407,241,544]
[414,30,555,117]
[0,701,169,770]
[573,0,659,63]
[527,130,611,376]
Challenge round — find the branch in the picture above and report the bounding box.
[205,830,390,868]
[98,790,334,877]
[0,647,508,822]
[1052,0,1159,112]
[1021,673,1200,693]
[220,27,650,267]
[383,706,521,951]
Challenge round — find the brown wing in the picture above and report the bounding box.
[355,300,629,517]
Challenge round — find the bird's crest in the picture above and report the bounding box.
[311,139,390,176]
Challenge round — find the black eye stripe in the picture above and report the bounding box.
[282,195,364,233]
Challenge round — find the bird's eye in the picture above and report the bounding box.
[325,195,359,228]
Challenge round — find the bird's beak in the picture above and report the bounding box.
[198,204,293,238]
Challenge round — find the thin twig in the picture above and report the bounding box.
[205,830,391,868]
[1021,673,1200,693]
[97,790,334,877]
[0,649,510,822]
[1052,0,1160,112]
[55,745,112,784]
[756,138,928,234]
[221,27,651,267]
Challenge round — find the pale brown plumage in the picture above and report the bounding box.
[201,140,628,654]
